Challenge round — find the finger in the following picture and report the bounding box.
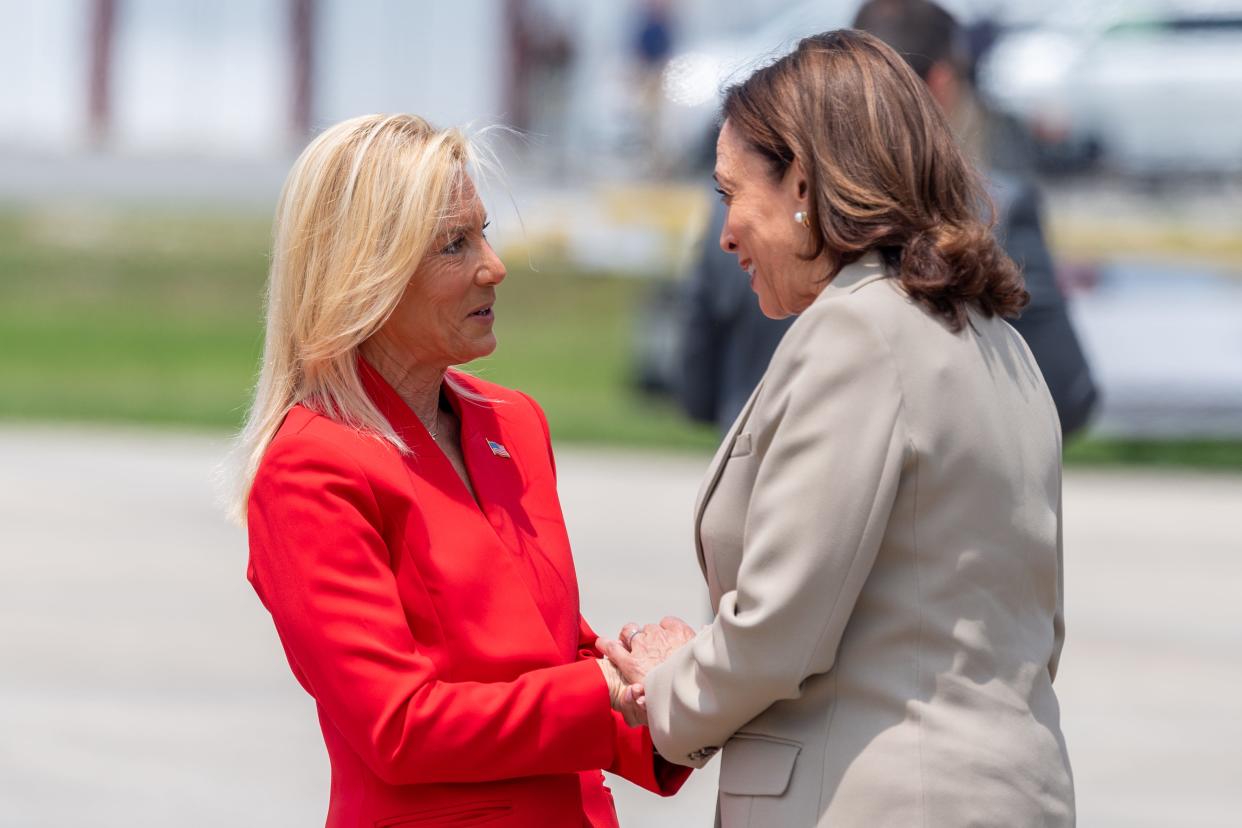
[622,694,648,727]
[622,628,653,654]
[619,623,641,649]
[618,696,638,727]
[598,638,638,673]
[597,637,627,663]
[660,615,690,631]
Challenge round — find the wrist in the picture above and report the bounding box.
[597,658,626,709]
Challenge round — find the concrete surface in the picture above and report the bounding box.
[1,425,1239,826]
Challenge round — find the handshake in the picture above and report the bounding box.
[596,616,698,727]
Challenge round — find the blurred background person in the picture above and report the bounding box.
[678,0,1098,438]
[632,0,678,174]
[505,0,577,179]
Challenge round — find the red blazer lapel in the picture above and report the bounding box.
[358,358,575,659]
[449,377,578,651]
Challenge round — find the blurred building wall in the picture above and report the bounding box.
[111,0,288,155]
[0,0,504,156]
[314,0,503,136]
[0,0,89,152]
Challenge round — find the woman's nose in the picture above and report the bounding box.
[719,222,738,254]
[478,240,507,285]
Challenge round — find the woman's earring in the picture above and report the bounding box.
[794,210,810,227]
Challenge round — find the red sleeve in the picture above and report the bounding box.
[246,431,618,786]
[576,617,693,796]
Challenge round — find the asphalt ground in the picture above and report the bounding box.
[1,425,1239,826]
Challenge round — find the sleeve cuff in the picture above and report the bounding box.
[641,648,716,769]
[605,713,693,795]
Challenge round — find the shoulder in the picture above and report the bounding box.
[247,405,389,532]
[756,282,909,411]
[448,372,559,475]
[256,405,385,490]
[782,279,909,361]
[766,277,945,408]
[449,371,527,405]
[449,371,549,431]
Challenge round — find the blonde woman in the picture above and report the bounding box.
[231,114,687,828]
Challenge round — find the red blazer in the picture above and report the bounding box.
[246,362,688,827]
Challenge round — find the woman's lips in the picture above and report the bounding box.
[741,260,757,289]
[468,306,493,321]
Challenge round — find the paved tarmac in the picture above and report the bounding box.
[1,425,1239,827]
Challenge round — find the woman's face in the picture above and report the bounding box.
[714,119,828,318]
[375,177,506,369]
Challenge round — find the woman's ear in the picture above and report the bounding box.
[787,158,810,205]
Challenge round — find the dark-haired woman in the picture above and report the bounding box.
[600,30,1074,826]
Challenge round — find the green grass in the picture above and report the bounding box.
[0,208,268,427]
[0,207,717,451]
[1064,437,1242,471]
[1,206,1238,468]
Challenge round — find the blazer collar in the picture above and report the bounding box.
[357,356,508,504]
[814,249,889,303]
[357,356,489,448]
[358,355,436,447]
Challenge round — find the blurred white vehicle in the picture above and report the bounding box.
[656,1,856,169]
[654,0,1052,171]
[979,0,1242,174]
[1069,259,1242,437]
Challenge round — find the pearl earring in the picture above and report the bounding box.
[794,210,810,227]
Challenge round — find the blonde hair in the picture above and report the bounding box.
[224,113,482,524]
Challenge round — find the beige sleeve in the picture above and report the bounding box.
[644,299,910,766]
[1049,481,1066,682]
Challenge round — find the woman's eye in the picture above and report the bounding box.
[441,236,465,255]
[714,187,731,204]
[481,221,491,240]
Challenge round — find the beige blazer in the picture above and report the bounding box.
[645,253,1075,826]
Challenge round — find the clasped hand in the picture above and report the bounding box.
[597,616,697,727]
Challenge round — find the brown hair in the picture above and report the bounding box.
[721,29,1027,331]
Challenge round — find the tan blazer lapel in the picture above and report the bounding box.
[689,254,888,580]
[693,378,765,579]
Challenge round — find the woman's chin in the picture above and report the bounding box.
[756,296,785,320]
[457,336,498,365]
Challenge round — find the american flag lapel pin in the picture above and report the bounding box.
[487,439,511,459]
